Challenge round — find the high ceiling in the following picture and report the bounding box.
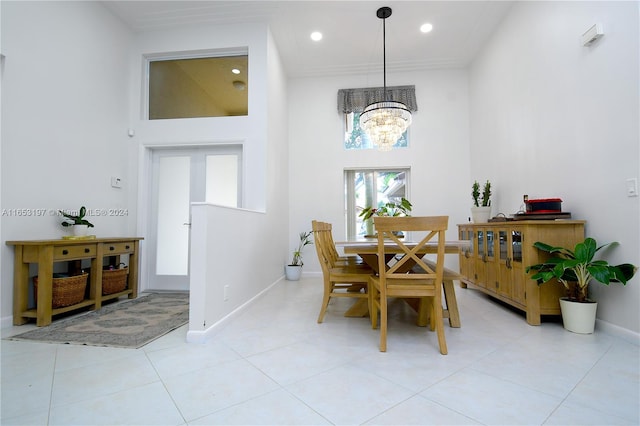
[102,1,514,78]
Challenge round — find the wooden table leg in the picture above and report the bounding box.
[12,246,29,325]
[443,280,461,328]
[36,245,54,327]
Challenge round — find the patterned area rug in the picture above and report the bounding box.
[7,292,189,348]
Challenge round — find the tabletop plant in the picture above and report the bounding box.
[359,197,413,221]
[289,230,313,266]
[472,180,492,207]
[526,237,637,302]
[59,206,94,228]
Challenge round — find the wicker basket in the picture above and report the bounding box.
[33,273,88,308]
[102,267,128,295]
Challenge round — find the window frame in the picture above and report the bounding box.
[143,47,248,120]
[344,167,411,239]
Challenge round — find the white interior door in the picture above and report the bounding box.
[147,145,242,291]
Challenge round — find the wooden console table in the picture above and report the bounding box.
[6,237,143,326]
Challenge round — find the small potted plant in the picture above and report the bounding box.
[285,231,313,281]
[470,180,492,223]
[60,206,94,237]
[359,197,412,237]
[526,237,637,334]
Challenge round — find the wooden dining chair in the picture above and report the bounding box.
[312,220,373,323]
[312,221,364,267]
[369,216,449,354]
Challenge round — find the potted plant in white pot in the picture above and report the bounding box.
[526,237,637,334]
[60,206,95,237]
[285,231,313,281]
[471,180,492,223]
[359,197,412,237]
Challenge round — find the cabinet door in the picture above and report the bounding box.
[484,229,498,294]
[510,228,526,305]
[497,229,512,299]
[474,229,486,288]
[458,226,473,280]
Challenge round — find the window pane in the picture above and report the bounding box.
[149,55,248,119]
[344,112,408,150]
[206,154,238,207]
[345,168,409,238]
[156,156,190,275]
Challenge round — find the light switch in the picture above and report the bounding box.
[111,176,122,188]
[626,178,638,197]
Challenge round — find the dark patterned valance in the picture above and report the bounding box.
[337,85,417,113]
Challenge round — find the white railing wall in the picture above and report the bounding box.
[187,202,284,342]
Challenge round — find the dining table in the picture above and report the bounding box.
[335,238,469,328]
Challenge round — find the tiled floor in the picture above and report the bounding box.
[2,276,639,425]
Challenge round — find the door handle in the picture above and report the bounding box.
[183,222,191,227]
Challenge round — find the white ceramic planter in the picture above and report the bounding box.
[73,225,90,236]
[470,206,492,223]
[285,265,303,281]
[559,298,597,334]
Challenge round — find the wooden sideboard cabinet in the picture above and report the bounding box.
[457,221,585,325]
[6,237,143,326]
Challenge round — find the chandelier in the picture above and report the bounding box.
[360,6,412,152]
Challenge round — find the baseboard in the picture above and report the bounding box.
[596,318,640,346]
[186,277,283,343]
[1,315,14,329]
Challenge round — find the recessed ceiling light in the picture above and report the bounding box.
[231,68,241,74]
[310,31,323,41]
[420,23,433,33]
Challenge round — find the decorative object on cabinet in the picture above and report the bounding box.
[526,238,637,333]
[59,206,94,237]
[470,180,492,223]
[285,230,313,281]
[359,6,412,151]
[458,220,585,325]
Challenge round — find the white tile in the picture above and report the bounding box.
[545,400,636,425]
[50,352,160,406]
[420,368,562,425]
[286,365,414,425]
[48,381,184,425]
[190,389,330,425]
[563,339,640,423]
[163,358,280,421]
[364,394,481,425]
[0,346,57,420]
[146,339,240,380]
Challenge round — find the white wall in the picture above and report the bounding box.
[288,69,471,273]
[0,1,133,326]
[469,1,640,333]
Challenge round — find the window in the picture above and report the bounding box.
[147,54,248,119]
[338,85,416,150]
[344,112,408,150]
[344,168,410,239]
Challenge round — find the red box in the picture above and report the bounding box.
[525,198,562,213]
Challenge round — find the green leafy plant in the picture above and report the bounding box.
[472,180,492,207]
[359,197,413,221]
[290,231,313,266]
[526,238,637,302]
[59,206,94,228]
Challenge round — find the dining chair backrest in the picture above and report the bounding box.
[311,220,329,267]
[373,216,448,285]
[311,220,341,268]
